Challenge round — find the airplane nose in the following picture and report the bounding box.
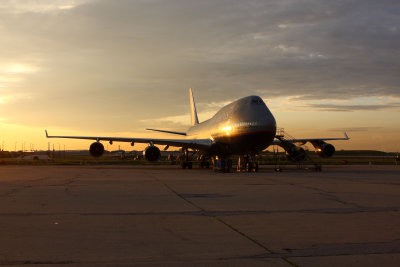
[257,104,276,132]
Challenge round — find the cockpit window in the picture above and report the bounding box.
[251,98,263,104]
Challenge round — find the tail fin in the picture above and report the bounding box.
[189,88,199,126]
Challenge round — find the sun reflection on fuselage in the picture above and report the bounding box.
[186,96,276,155]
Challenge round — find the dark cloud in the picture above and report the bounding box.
[303,103,400,112]
[1,0,400,130]
[329,127,383,132]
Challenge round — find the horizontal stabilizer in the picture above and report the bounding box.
[146,128,187,136]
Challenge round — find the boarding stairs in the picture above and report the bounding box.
[273,128,322,171]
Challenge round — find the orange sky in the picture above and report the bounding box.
[1,1,399,152]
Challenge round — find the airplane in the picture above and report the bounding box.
[45,88,349,172]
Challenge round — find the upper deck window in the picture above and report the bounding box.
[251,98,263,104]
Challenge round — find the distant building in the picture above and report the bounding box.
[18,155,50,160]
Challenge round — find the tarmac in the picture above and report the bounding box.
[0,165,399,266]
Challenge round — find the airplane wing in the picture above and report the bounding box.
[146,128,187,136]
[45,130,212,150]
[272,132,349,145]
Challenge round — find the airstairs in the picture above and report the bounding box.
[273,128,322,171]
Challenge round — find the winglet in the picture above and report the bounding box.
[189,88,199,126]
[45,129,49,138]
[344,132,349,139]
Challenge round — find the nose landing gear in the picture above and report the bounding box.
[238,155,259,172]
[212,157,233,172]
[181,148,192,169]
[199,156,211,168]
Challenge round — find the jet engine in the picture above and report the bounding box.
[278,141,307,162]
[312,141,335,158]
[285,145,307,162]
[89,142,104,157]
[144,145,161,161]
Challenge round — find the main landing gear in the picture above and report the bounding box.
[181,161,192,169]
[237,155,259,172]
[180,149,211,169]
[181,148,192,169]
[212,157,233,173]
[199,155,211,169]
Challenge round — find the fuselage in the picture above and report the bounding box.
[186,96,276,156]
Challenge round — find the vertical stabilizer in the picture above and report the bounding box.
[189,88,199,126]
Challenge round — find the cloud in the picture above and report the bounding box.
[0,0,400,131]
[5,64,38,73]
[0,0,93,13]
[0,94,32,105]
[303,103,400,112]
[143,110,218,128]
[329,127,383,132]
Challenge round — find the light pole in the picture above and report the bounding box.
[57,143,60,158]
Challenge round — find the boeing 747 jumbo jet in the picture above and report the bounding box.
[46,89,349,171]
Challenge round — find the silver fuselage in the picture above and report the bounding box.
[187,96,276,156]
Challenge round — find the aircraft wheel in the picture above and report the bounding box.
[245,162,253,172]
[253,162,259,172]
[181,162,187,169]
[226,159,232,173]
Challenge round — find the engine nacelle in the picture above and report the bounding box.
[313,141,335,158]
[144,145,161,161]
[277,141,307,162]
[285,145,307,162]
[89,142,104,157]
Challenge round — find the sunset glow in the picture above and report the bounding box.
[0,0,399,152]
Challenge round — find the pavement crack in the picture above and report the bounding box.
[0,188,18,197]
[151,176,205,213]
[151,175,296,266]
[237,239,400,259]
[48,179,75,187]
[1,206,399,217]
[319,191,363,208]
[0,260,74,265]
[303,185,363,208]
[214,216,274,253]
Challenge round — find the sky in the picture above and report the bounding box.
[0,0,399,152]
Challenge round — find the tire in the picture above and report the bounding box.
[226,159,232,173]
[246,162,253,172]
[188,162,192,169]
[254,162,259,172]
